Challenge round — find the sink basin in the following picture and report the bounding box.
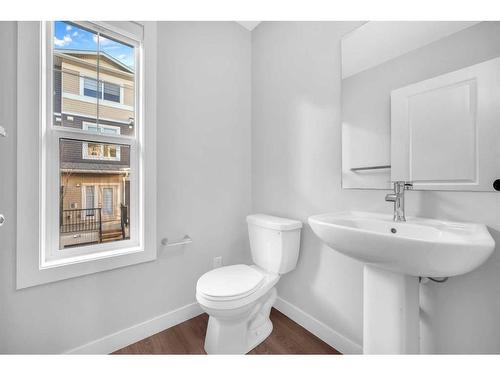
[308,210,495,353]
[308,211,495,277]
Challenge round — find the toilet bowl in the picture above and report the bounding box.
[196,214,302,354]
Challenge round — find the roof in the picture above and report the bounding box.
[54,49,134,74]
[61,162,130,174]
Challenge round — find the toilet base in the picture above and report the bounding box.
[203,288,277,354]
[246,318,273,353]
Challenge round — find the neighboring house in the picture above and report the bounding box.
[55,50,133,248]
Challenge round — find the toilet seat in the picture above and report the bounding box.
[196,265,280,310]
[197,264,265,301]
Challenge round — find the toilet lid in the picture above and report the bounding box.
[197,264,265,300]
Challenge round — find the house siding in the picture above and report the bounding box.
[61,67,80,95]
[59,113,134,136]
[61,173,124,215]
[59,138,130,167]
[54,52,135,135]
[54,64,62,114]
[62,97,133,123]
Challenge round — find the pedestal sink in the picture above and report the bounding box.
[308,211,495,354]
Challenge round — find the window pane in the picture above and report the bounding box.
[53,21,135,137]
[53,21,98,132]
[103,144,117,158]
[103,82,120,103]
[60,138,131,249]
[85,186,95,210]
[83,77,100,98]
[102,188,113,216]
[98,34,135,136]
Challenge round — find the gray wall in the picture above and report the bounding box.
[252,21,500,354]
[0,21,252,353]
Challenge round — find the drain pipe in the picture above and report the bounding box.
[419,276,449,284]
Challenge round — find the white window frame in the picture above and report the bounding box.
[16,21,157,289]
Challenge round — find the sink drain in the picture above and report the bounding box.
[390,228,397,234]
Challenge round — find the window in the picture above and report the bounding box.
[82,122,121,135]
[85,186,95,213]
[55,21,135,135]
[83,77,121,103]
[83,77,99,98]
[104,82,121,103]
[17,21,156,289]
[82,141,121,161]
[51,21,134,252]
[102,188,114,215]
[88,143,101,157]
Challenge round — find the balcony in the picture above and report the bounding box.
[60,206,129,248]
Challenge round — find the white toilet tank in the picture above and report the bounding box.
[246,214,303,274]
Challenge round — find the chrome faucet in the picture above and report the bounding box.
[385,181,413,222]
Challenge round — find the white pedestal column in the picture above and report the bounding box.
[363,265,420,354]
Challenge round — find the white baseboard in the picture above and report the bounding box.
[274,297,363,354]
[65,297,360,355]
[65,302,203,354]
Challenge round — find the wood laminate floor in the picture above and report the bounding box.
[113,308,340,355]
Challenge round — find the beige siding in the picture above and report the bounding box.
[76,55,98,69]
[59,55,135,122]
[61,173,125,220]
[61,67,80,95]
[63,58,133,83]
[79,54,127,72]
[123,85,134,106]
[63,97,97,118]
[63,97,133,122]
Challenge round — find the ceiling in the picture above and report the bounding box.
[236,21,261,31]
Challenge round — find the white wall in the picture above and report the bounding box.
[252,21,500,354]
[0,21,251,353]
[156,20,253,300]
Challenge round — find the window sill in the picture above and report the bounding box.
[17,244,156,290]
[41,243,143,269]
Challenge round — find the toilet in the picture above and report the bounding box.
[196,214,303,354]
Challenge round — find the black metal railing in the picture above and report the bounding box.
[120,204,128,239]
[60,208,102,242]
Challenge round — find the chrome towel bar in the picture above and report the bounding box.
[350,164,391,172]
[161,235,192,247]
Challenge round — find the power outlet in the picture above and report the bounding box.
[213,256,223,269]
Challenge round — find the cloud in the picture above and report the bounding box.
[92,35,113,46]
[66,24,72,31]
[54,34,72,47]
[72,31,78,37]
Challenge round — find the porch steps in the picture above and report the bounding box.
[101,230,124,242]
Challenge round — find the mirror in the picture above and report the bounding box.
[341,21,500,191]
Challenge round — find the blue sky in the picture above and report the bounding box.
[54,21,134,70]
